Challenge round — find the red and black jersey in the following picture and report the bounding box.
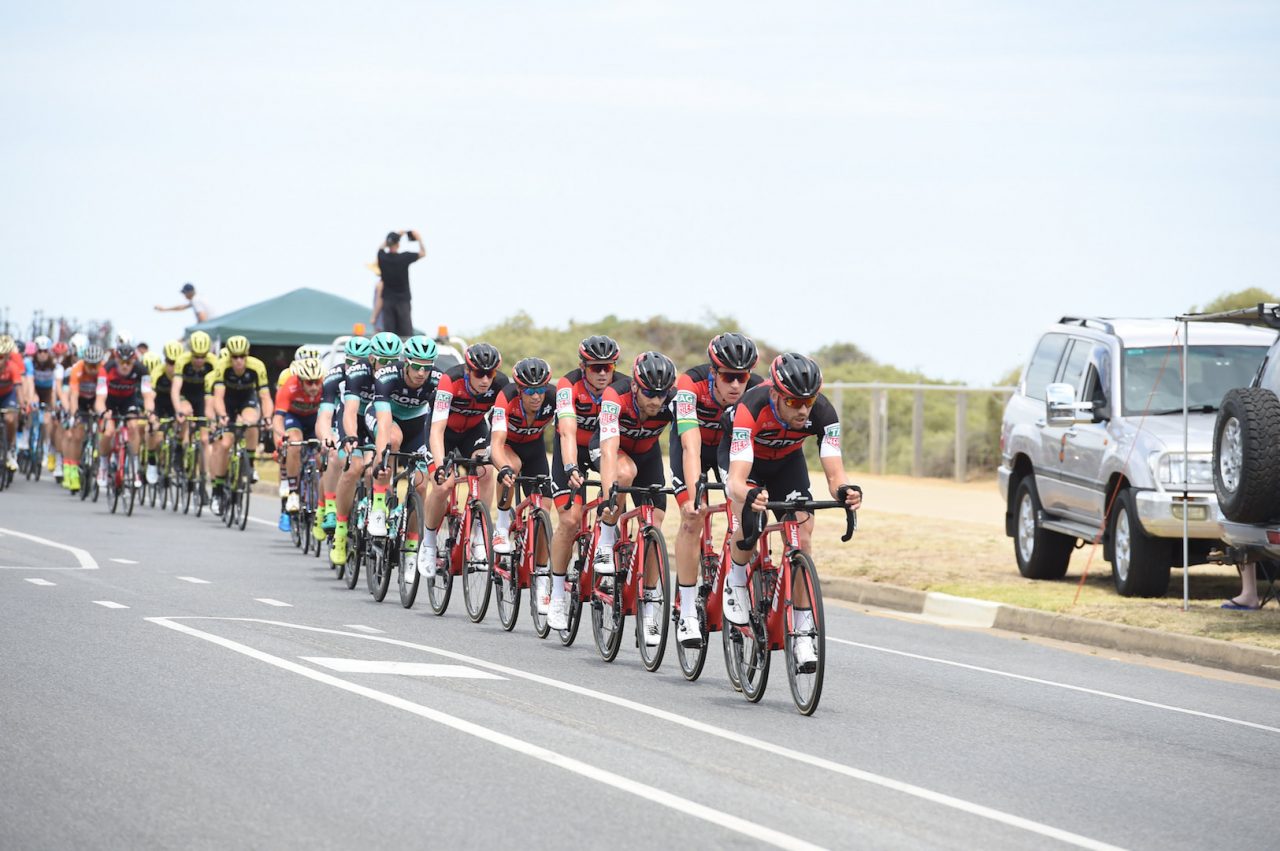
[491,383,555,445]
[672,363,764,446]
[95,359,152,402]
[432,364,509,432]
[555,367,607,447]
[598,376,675,456]
[724,382,842,464]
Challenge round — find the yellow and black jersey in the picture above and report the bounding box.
[209,355,270,396]
[173,352,215,398]
[149,362,175,399]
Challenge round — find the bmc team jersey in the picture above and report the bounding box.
[432,365,508,432]
[597,376,675,456]
[725,382,842,464]
[554,367,606,447]
[490,383,555,445]
[373,363,439,421]
[96,359,151,406]
[274,374,325,416]
[672,364,763,446]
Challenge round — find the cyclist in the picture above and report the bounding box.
[313,336,370,543]
[596,351,679,646]
[670,332,762,646]
[58,344,105,492]
[331,332,402,566]
[275,345,322,390]
[422,343,508,567]
[720,353,862,669]
[49,340,74,482]
[489,357,555,560]
[142,341,182,485]
[272,356,325,523]
[0,335,25,470]
[23,335,62,474]
[370,335,439,573]
[207,335,272,515]
[94,341,154,489]
[547,334,620,631]
[170,331,214,489]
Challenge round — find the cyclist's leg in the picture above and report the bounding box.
[239,404,261,468]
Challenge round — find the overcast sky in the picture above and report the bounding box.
[2,1,1277,382]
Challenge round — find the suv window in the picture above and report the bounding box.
[1121,345,1269,414]
[1058,338,1093,394]
[1024,333,1068,401]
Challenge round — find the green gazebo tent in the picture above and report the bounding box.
[185,286,384,346]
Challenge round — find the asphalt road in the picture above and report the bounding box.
[3,481,1278,850]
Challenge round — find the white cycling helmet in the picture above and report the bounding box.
[69,332,89,354]
[33,335,52,351]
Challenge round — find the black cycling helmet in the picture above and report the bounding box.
[708,332,758,372]
[116,342,137,360]
[464,342,502,372]
[770,353,823,398]
[631,351,677,395]
[578,335,620,364]
[513,357,552,388]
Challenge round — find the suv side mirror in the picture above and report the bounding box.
[1045,382,1092,426]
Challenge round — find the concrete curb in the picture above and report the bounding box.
[822,576,1280,681]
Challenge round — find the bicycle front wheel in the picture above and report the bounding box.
[526,510,553,638]
[677,555,717,682]
[636,526,671,673]
[785,551,825,716]
[462,502,493,623]
[591,573,624,663]
[736,568,771,703]
[398,492,423,609]
[344,529,363,589]
[426,514,458,615]
[559,537,589,647]
[125,452,138,517]
[235,451,251,531]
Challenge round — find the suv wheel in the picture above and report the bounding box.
[1110,489,1171,597]
[1214,388,1280,524]
[1012,477,1073,579]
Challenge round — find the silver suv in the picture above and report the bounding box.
[998,316,1276,596]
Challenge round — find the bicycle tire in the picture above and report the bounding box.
[636,526,671,673]
[559,536,589,647]
[527,509,553,639]
[736,568,771,704]
[344,528,363,589]
[426,513,459,616]
[370,543,392,602]
[785,551,825,716]
[398,490,424,608]
[236,450,251,531]
[28,421,43,482]
[462,501,493,623]
[125,451,138,517]
[676,554,717,682]
[591,570,624,662]
[109,451,121,514]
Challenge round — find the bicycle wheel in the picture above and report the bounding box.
[344,528,363,590]
[527,509,553,639]
[426,513,459,615]
[290,499,303,548]
[109,452,121,514]
[125,451,138,517]
[397,491,424,608]
[370,542,392,602]
[27,422,43,481]
[785,551,825,716]
[677,555,717,682]
[636,526,671,673]
[462,501,493,623]
[736,568,772,704]
[559,536,589,647]
[590,567,624,662]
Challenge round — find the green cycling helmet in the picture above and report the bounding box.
[370,332,403,361]
[403,335,437,362]
[344,335,372,361]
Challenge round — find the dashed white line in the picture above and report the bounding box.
[176,576,210,584]
[110,558,139,565]
[343,624,384,634]
[25,578,56,586]
[255,598,292,607]
[93,601,129,609]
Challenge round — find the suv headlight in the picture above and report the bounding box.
[1152,452,1213,486]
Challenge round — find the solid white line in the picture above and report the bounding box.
[246,516,275,527]
[301,658,504,679]
[176,576,210,584]
[159,617,1121,851]
[25,578,56,586]
[110,558,139,565]
[255,598,292,607]
[0,527,99,571]
[343,624,384,634]
[93,600,129,609]
[148,617,822,851]
[827,636,1280,736]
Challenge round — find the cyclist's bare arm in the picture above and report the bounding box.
[820,454,862,509]
[170,376,184,414]
[428,416,447,474]
[258,387,273,419]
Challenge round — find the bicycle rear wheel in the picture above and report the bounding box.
[462,502,493,623]
[370,543,392,602]
[344,528,363,589]
[559,537,589,646]
[426,514,458,615]
[125,451,138,516]
[235,451,251,531]
[526,510,552,638]
[785,551,825,716]
[736,569,771,703]
[677,555,717,682]
[636,526,671,673]
[109,453,121,514]
[398,491,423,608]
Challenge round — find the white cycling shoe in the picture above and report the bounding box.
[285,492,300,512]
[419,546,438,579]
[366,510,387,538]
[146,465,159,485]
[492,530,512,554]
[642,615,662,647]
[592,547,615,575]
[534,576,551,615]
[547,595,570,631]
[792,635,818,673]
[722,579,749,626]
[677,615,702,648]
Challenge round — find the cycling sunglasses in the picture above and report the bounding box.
[584,362,615,374]
[405,361,433,373]
[469,367,496,379]
[780,394,818,409]
[522,384,549,395]
[716,370,750,384]
[637,386,668,399]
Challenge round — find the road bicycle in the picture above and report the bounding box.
[376,450,430,608]
[674,477,740,686]
[22,403,47,482]
[212,422,254,531]
[0,411,12,491]
[285,438,324,557]
[104,411,147,517]
[556,479,606,647]
[177,416,209,517]
[75,412,100,502]
[589,483,674,671]
[424,452,494,620]
[490,473,554,634]
[341,445,375,589]
[724,489,858,715]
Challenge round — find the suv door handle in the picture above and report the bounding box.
[1035,419,1046,428]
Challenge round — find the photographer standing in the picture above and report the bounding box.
[376,230,425,338]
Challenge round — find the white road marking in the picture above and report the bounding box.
[25,578,56,586]
[255,598,292,607]
[156,617,1121,851]
[176,576,210,584]
[93,600,129,609]
[827,636,1280,736]
[0,527,99,571]
[301,658,504,679]
[343,624,384,634]
[148,617,821,851]
[246,516,275,527]
[110,558,138,565]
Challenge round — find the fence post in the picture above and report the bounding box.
[912,390,924,477]
[878,391,889,474]
[868,390,881,474]
[954,392,968,482]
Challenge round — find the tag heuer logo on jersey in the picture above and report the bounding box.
[729,427,751,455]
[674,392,696,419]
[822,423,841,451]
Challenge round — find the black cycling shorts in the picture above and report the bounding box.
[444,421,490,458]
[551,440,597,508]
[505,438,553,499]
[669,429,720,505]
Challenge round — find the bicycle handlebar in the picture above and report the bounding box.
[736,489,860,551]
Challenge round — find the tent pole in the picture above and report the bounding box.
[1182,320,1190,612]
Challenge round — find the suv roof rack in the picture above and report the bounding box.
[1057,316,1116,334]
[1176,303,1280,331]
